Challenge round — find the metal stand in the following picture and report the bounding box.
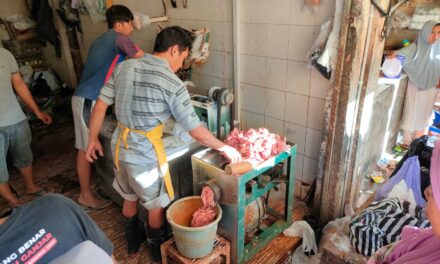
[237,146,296,263]
[192,145,297,263]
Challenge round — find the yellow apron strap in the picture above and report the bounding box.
[114,128,123,171]
[114,123,175,201]
[114,126,130,171]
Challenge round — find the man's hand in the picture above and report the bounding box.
[36,111,52,125]
[218,145,242,164]
[86,138,104,162]
[189,125,242,163]
[386,51,397,59]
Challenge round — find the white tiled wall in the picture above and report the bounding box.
[75,0,335,198]
[240,0,335,199]
[1,0,334,200]
[78,0,234,92]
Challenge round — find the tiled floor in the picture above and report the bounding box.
[0,119,155,263]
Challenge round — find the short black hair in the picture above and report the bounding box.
[154,26,193,53]
[105,5,134,29]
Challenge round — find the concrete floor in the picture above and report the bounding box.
[0,118,155,263]
[0,114,306,264]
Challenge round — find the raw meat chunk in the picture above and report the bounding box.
[224,128,286,163]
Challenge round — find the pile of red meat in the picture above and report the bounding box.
[224,128,286,162]
[191,186,217,227]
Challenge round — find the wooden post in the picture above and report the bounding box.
[314,0,390,223]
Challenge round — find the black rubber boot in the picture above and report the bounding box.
[146,224,166,262]
[123,215,146,255]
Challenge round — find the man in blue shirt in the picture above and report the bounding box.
[72,5,144,210]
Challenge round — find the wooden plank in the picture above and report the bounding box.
[247,206,305,264]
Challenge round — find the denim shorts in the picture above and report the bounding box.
[0,120,33,183]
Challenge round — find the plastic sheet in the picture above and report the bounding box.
[286,211,367,262]
[6,15,36,31]
[375,156,426,207]
[283,221,318,255]
[133,12,151,30]
[307,19,332,78]
[78,0,106,24]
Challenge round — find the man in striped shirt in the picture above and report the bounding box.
[85,26,241,260]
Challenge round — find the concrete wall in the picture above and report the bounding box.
[0,1,28,18]
[77,0,335,198]
[385,0,435,49]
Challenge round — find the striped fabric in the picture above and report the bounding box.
[349,198,430,257]
[99,54,200,166]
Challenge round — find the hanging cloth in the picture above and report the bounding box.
[31,0,61,57]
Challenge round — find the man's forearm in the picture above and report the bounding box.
[189,125,226,150]
[89,99,109,140]
[14,81,41,115]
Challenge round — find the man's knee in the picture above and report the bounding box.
[148,207,165,228]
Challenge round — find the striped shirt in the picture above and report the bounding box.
[99,54,200,165]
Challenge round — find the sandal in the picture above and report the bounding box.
[79,199,113,211]
[25,186,55,197]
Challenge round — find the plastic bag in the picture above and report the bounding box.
[283,221,318,255]
[30,72,51,96]
[307,20,332,66]
[302,0,321,13]
[375,156,426,207]
[6,15,36,31]
[33,70,60,91]
[391,10,411,29]
[78,0,106,24]
[307,20,333,79]
[387,180,417,213]
[288,246,321,264]
[132,12,151,30]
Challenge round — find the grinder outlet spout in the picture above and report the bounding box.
[203,180,222,203]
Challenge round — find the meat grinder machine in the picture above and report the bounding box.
[191,86,234,139]
[191,145,297,263]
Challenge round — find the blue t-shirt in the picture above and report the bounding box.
[0,194,113,264]
[74,30,138,100]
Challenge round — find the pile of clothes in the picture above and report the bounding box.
[348,136,440,264]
